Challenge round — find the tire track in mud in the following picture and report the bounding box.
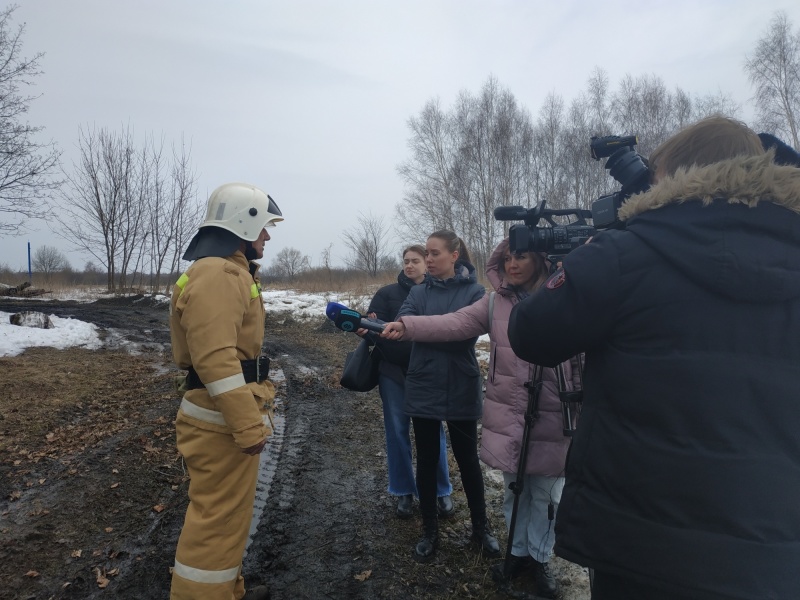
[246,365,288,551]
[241,347,390,599]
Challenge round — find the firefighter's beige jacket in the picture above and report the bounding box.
[170,251,274,449]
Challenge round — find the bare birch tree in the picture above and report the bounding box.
[745,11,800,147]
[58,126,131,290]
[0,5,61,235]
[533,93,569,210]
[396,99,460,240]
[457,77,536,271]
[151,136,201,294]
[397,77,536,271]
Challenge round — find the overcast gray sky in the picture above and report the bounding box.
[4,0,800,272]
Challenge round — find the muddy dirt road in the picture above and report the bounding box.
[0,296,590,599]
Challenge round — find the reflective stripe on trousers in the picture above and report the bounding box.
[173,560,240,584]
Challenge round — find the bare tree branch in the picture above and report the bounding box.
[341,212,392,277]
[271,247,310,281]
[57,125,199,292]
[31,244,66,281]
[0,5,61,235]
[745,10,800,147]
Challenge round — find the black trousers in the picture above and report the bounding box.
[412,417,486,523]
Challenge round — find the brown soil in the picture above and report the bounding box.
[0,296,590,600]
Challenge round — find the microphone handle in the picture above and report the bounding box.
[360,318,385,333]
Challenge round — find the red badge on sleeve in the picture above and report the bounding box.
[545,267,566,290]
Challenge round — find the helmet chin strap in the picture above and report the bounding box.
[244,241,259,261]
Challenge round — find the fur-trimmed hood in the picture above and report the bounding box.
[619,152,800,220]
[611,152,800,303]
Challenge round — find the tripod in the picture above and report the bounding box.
[494,356,585,598]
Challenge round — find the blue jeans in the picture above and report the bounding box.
[379,374,452,497]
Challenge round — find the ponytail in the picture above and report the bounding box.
[428,230,471,264]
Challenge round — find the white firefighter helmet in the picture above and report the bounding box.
[200,182,283,241]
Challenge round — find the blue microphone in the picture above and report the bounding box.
[325,301,385,333]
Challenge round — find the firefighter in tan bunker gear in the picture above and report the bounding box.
[169,183,283,600]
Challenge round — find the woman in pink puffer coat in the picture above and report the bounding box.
[381,238,580,599]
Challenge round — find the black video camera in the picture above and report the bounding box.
[494,202,595,262]
[493,134,651,259]
[589,135,651,229]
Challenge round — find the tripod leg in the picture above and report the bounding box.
[494,364,544,584]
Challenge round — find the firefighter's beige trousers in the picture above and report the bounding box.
[170,419,260,600]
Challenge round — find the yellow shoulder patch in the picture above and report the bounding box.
[175,273,189,297]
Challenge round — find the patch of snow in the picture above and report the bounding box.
[0,311,102,357]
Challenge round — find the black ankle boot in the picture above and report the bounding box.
[396,494,413,519]
[413,517,438,562]
[490,554,531,582]
[531,558,559,599]
[470,518,501,557]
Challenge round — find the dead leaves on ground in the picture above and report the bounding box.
[3,418,179,496]
[92,559,122,588]
[0,348,177,477]
[94,567,110,588]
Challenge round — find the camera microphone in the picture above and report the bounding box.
[493,205,531,221]
[325,302,385,333]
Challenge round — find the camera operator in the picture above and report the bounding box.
[507,116,800,600]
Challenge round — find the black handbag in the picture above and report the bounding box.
[340,338,381,392]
